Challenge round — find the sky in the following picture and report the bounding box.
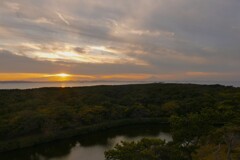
[0,0,240,81]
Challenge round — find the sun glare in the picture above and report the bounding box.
[56,73,71,78]
[45,73,72,81]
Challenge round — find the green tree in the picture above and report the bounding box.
[170,113,212,160]
[209,124,240,160]
[105,138,187,160]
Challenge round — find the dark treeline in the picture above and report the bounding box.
[0,83,240,158]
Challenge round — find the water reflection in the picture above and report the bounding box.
[61,83,66,88]
[0,124,171,160]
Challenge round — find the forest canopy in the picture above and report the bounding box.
[0,83,240,158]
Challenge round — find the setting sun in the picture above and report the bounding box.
[56,73,71,78]
[54,73,71,81]
[43,73,72,81]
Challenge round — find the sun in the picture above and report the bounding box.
[53,73,72,81]
[56,73,71,78]
[44,73,73,81]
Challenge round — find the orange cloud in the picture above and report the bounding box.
[0,73,152,81]
[0,73,47,81]
[1,72,238,82]
[0,73,96,82]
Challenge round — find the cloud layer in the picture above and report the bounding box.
[0,0,240,81]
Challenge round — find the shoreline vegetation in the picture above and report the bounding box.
[0,83,239,159]
[0,118,168,153]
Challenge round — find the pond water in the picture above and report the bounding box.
[0,124,171,160]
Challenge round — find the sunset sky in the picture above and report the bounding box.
[0,0,240,81]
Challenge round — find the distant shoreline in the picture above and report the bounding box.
[0,81,239,90]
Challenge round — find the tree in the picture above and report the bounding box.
[209,124,240,160]
[170,113,212,160]
[105,138,187,160]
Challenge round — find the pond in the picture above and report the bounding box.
[0,124,172,160]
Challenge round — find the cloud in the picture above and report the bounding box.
[73,47,88,54]
[1,43,146,65]
[0,49,149,75]
[4,2,20,12]
[55,11,70,25]
[34,17,54,25]
[0,0,240,81]
[0,49,67,73]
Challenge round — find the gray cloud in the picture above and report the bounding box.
[0,49,151,75]
[0,49,67,73]
[73,47,87,54]
[0,0,240,81]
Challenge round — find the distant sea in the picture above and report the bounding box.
[0,81,151,90]
[0,81,239,90]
